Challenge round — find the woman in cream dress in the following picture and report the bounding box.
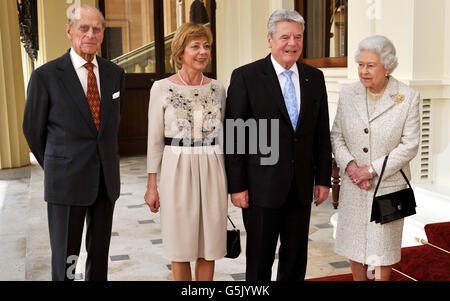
[144,23,227,281]
[331,36,420,281]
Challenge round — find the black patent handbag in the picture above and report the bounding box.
[225,216,241,259]
[370,155,417,225]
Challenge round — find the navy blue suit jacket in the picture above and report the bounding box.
[23,51,125,206]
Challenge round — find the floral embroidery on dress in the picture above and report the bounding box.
[166,83,221,140]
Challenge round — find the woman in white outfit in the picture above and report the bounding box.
[144,23,227,281]
[331,35,420,281]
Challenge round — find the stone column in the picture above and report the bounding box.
[0,0,30,169]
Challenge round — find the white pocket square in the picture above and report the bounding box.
[112,91,120,99]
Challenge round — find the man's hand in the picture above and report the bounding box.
[231,190,249,208]
[314,185,330,206]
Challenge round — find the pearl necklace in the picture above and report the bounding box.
[178,71,204,86]
[367,87,386,102]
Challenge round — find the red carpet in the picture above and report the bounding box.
[307,270,411,281]
[307,222,450,281]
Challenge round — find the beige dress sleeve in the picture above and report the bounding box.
[217,82,226,153]
[147,80,165,174]
[219,82,226,122]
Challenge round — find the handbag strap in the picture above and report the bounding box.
[227,215,237,229]
[373,155,412,198]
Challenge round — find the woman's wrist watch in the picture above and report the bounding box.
[368,165,374,179]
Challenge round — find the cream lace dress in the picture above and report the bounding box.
[147,78,228,262]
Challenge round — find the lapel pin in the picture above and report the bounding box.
[395,94,405,103]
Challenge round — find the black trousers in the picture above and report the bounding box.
[47,168,115,281]
[243,176,312,281]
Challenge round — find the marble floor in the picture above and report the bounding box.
[0,155,351,281]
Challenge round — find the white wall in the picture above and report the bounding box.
[412,0,446,80]
[347,0,374,80]
[445,0,450,80]
[430,100,450,186]
[216,0,293,87]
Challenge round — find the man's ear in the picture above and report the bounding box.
[66,24,72,40]
[267,33,272,49]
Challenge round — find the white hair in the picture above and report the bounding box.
[268,9,305,37]
[68,4,106,28]
[355,35,399,73]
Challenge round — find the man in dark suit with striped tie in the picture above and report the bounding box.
[225,9,332,281]
[23,5,125,281]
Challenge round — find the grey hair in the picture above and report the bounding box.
[268,9,305,37]
[68,4,106,28]
[355,35,399,73]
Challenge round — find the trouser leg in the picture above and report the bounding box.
[244,204,280,281]
[47,203,86,281]
[84,172,115,281]
[276,180,312,281]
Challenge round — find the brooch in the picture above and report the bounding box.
[395,94,405,103]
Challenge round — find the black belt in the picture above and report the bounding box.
[164,137,218,147]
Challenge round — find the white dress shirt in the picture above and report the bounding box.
[69,48,101,98]
[270,55,301,114]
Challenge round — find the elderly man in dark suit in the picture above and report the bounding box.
[23,5,125,281]
[225,9,332,281]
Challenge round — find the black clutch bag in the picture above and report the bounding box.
[370,155,417,225]
[225,216,241,259]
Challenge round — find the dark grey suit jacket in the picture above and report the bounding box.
[23,50,125,206]
[225,55,332,209]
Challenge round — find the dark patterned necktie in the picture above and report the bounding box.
[84,62,101,131]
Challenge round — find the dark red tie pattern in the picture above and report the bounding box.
[84,62,101,131]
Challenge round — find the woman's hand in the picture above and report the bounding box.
[347,161,373,186]
[145,187,160,213]
[357,180,372,190]
[353,166,373,183]
[145,173,160,213]
[346,160,359,176]
[346,160,360,185]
